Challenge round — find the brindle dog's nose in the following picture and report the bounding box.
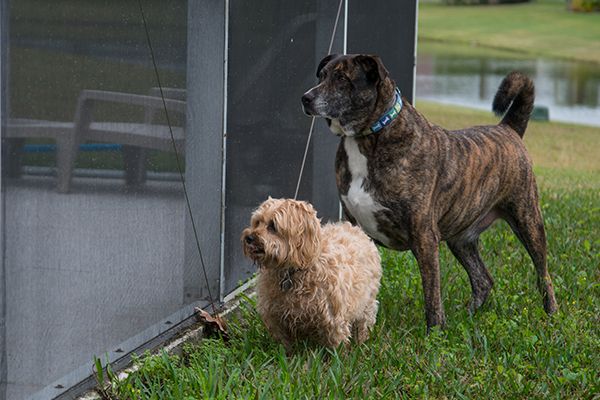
[301,93,313,107]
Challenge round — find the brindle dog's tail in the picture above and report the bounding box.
[492,71,535,138]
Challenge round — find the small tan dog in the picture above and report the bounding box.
[241,197,382,351]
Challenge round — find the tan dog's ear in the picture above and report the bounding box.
[354,54,389,84]
[277,200,322,268]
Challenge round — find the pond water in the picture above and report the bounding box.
[416,45,600,127]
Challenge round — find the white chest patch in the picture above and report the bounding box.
[329,118,344,135]
[340,138,391,246]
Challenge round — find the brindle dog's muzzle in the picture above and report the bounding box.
[301,90,317,116]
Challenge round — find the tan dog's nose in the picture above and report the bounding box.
[244,234,256,245]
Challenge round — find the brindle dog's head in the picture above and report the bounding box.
[301,54,396,137]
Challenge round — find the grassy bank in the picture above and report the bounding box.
[98,104,600,399]
[419,0,600,64]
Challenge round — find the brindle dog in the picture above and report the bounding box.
[301,54,558,331]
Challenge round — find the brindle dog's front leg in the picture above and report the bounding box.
[411,229,446,331]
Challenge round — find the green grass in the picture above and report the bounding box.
[98,103,600,399]
[419,0,600,64]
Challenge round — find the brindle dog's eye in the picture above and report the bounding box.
[336,74,349,82]
[267,221,277,233]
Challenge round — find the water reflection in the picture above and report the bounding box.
[416,47,600,127]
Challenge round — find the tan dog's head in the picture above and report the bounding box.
[241,198,322,269]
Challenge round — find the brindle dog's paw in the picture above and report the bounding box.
[467,289,493,315]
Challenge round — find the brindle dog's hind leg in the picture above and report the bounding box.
[447,238,494,313]
[502,200,558,315]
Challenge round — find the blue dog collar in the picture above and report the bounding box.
[369,87,403,134]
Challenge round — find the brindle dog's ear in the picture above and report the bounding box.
[316,54,339,78]
[355,54,389,84]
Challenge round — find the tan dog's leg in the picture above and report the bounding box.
[353,301,378,344]
[352,320,369,344]
[504,202,558,314]
[322,320,351,349]
[412,230,446,331]
[262,317,294,353]
[447,239,494,313]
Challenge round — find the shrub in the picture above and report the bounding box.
[568,0,600,12]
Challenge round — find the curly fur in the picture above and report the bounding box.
[241,198,382,350]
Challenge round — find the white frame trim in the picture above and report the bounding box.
[219,0,230,303]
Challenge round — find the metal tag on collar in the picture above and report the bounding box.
[280,269,294,291]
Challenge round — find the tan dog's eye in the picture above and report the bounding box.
[267,221,277,233]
